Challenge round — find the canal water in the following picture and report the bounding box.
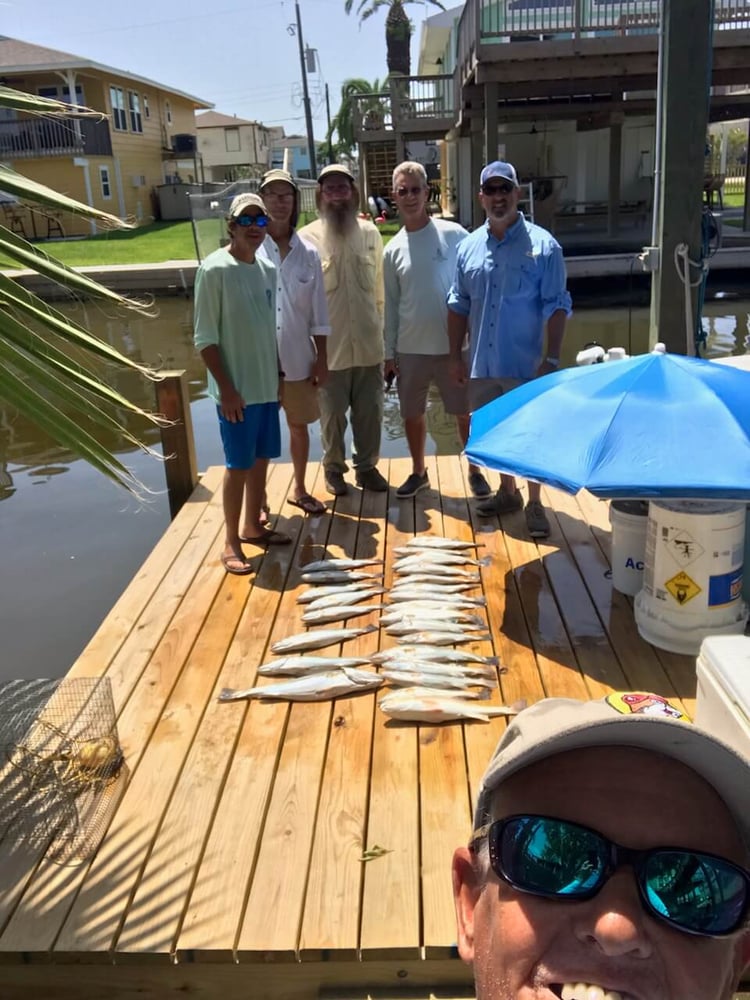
[1,293,748,681]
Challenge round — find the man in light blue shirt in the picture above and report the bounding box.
[447,161,572,538]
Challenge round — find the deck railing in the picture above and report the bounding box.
[352,75,456,136]
[458,0,750,84]
[0,116,112,160]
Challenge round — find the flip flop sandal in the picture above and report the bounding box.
[260,503,271,526]
[240,529,292,546]
[287,493,327,515]
[221,552,253,575]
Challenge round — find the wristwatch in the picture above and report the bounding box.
[545,356,560,368]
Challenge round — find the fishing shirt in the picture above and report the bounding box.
[257,231,331,382]
[383,217,468,358]
[298,217,384,371]
[193,247,278,405]
[447,213,572,380]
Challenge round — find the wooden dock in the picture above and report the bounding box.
[0,455,698,1000]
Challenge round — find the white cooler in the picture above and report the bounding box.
[695,635,750,757]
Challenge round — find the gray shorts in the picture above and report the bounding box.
[396,352,469,420]
[468,377,527,412]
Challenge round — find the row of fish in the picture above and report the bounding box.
[219,537,519,722]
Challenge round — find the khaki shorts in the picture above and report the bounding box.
[281,378,320,425]
[396,353,469,420]
[468,377,527,413]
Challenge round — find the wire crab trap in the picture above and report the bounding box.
[0,677,127,864]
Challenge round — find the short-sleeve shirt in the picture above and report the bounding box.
[193,247,278,404]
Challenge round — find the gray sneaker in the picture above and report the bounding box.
[396,471,429,499]
[476,488,523,517]
[356,467,388,492]
[525,499,550,538]
[324,470,348,496]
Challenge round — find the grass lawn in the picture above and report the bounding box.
[1,215,400,270]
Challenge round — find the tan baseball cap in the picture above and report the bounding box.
[260,169,297,191]
[227,192,266,218]
[318,163,355,183]
[473,692,750,846]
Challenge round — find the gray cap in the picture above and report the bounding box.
[260,169,297,192]
[473,692,750,847]
[318,163,355,183]
[227,192,266,218]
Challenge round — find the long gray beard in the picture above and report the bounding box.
[320,201,358,239]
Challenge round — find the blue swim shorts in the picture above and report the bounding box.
[217,402,281,469]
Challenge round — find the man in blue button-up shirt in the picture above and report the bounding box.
[447,161,572,538]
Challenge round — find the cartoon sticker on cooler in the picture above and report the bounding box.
[606,691,688,721]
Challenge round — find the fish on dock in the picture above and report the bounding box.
[377,657,496,679]
[271,624,378,653]
[371,646,500,666]
[301,603,385,625]
[385,620,487,636]
[379,693,523,723]
[302,558,383,572]
[380,607,485,626]
[404,537,484,551]
[379,668,495,690]
[379,686,484,704]
[258,655,372,676]
[395,631,492,646]
[305,587,386,610]
[297,583,383,603]
[300,570,384,584]
[388,584,482,600]
[219,667,383,702]
[392,563,482,579]
[392,552,490,569]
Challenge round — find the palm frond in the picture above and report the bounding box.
[0,85,103,118]
[0,165,134,226]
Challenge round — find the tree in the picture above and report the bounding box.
[344,0,445,78]
[0,85,165,493]
[327,78,387,158]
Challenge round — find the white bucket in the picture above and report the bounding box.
[609,500,649,596]
[634,500,748,655]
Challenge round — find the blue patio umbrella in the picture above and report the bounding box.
[465,352,750,500]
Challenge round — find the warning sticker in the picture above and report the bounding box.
[664,571,702,605]
[660,526,704,568]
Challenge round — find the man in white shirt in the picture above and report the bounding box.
[384,162,491,500]
[258,169,330,515]
[298,165,387,497]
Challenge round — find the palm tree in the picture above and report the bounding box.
[327,78,387,158]
[344,0,445,78]
[0,85,165,493]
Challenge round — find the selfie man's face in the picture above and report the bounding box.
[453,746,749,1000]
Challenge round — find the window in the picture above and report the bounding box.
[109,86,127,130]
[128,91,143,133]
[165,101,172,126]
[225,127,240,152]
[99,166,111,199]
[38,84,85,103]
[143,95,150,119]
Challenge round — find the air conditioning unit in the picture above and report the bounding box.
[132,174,146,187]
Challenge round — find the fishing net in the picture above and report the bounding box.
[0,677,126,864]
[187,178,319,262]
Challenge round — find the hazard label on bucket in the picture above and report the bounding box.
[661,527,704,567]
[664,571,702,605]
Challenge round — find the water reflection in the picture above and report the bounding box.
[2,293,749,681]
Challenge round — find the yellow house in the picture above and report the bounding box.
[0,37,212,237]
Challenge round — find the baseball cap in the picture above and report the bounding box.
[227,192,266,218]
[480,160,519,188]
[318,163,355,184]
[260,169,297,192]
[473,692,750,846]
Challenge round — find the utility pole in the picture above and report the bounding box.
[325,83,334,166]
[295,0,317,178]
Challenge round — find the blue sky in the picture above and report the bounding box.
[3,0,437,140]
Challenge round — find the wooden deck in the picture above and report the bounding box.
[0,456,698,1000]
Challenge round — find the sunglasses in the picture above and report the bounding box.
[477,814,750,937]
[482,182,515,196]
[395,185,424,197]
[234,213,269,228]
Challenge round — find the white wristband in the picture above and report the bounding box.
[545,356,560,368]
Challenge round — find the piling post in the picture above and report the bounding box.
[155,370,198,519]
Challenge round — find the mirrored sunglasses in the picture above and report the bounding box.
[395,185,424,197]
[482,182,515,196]
[478,814,750,937]
[234,213,269,228]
